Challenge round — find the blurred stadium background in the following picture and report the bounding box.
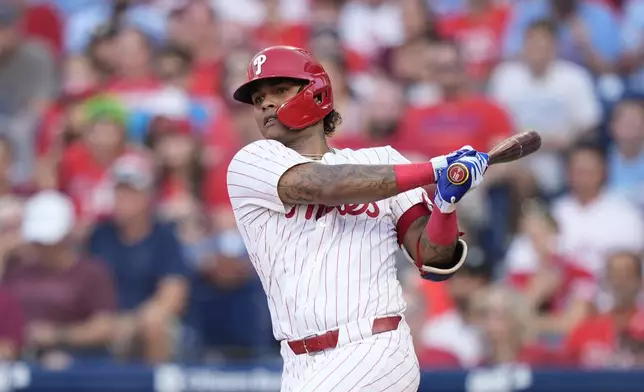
[1,0,644,391]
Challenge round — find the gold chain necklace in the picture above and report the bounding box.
[301,150,334,161]
[302,154,326,160]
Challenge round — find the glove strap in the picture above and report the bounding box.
[393,162,436,193]
[429,155,448,178]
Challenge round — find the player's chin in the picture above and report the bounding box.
[261,122,292,141]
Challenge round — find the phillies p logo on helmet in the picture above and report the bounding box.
[447,163,469,185]
[253,54,267,76]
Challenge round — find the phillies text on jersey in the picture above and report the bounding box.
[227,139,428,341]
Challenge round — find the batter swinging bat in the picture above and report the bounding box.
[446,130,542,185]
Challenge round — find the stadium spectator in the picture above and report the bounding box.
[105,28,163,113]
[399,265,462,369]
[438,0,510,84]
[168,0,223,98]
[396,38,512,161]
[401,0,441,43]
[338,0,406,59]
[63,0,165,55]
[331,75,406,152]
[2,191,116,367]
[154,43,194,91]
[0,2,56,184]
[565,252,643,368]
[619,0,644,94]
[252,0,308,50]
[421,258,493,367]
[36,55,101,158]
[58,95,131,233]
[489,19,602,197]
[621,311,644,368]
[0,287,24,360]
[88,154,189,364]
[0,187,26,361]
[472,285,568,367]
[550,142,644,278]
[504,200,595,336]
[606,96,644,209]
[145,116,205,217]
[503,0,621,76]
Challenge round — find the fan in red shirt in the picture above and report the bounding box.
[397,39,513,161]
[58,95,135,229]
[0,288,25,361]
[504,203,596,336]
[253,0,309,51]
[437,0,510,84]
[399,267,462,369]
[37,55,102,158]
[472,285,569,367]
[168,0,223,98]
[565,252,644,369]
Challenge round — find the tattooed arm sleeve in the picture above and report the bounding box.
[277,162,399,206]
[228,140,404,226]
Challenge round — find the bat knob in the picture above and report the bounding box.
[450,196,456,203]
[446,162,469,185]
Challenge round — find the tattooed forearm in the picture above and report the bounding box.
[403,216,457,267]
[277,162,399,205]
[418,234,457,267]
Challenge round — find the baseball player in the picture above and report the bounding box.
[227,46,489,392]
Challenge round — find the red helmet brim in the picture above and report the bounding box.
[233,76,309,105]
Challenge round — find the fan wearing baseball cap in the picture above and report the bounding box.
[1,190,117,364]
[88,154,190,364]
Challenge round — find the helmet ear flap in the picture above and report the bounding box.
[277,79,333,130]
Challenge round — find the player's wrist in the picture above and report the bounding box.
[425,203,458,245]
[393,162,436,193]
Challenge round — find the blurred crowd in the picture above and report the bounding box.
[0,0,643,372]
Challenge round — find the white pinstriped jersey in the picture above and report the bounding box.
[227,139,428,341]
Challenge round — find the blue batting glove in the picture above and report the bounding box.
[434,151,489,213]
[429,145,476,182]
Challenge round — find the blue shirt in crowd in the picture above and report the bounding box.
[89,219,189,311]
[621,0,644,94]
[503,0,621,66]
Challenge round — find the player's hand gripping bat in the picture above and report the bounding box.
[445,130,542,185]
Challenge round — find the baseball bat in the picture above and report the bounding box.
[445,130,542,185]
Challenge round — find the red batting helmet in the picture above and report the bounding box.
[233,46,334,130]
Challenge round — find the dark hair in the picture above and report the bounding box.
[323,110,342,137]
[526,18,558,38]
[565,140,606,164]
[144,128,205,201]
[155,43,194,77]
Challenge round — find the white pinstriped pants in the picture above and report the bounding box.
[279,318,420,392]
